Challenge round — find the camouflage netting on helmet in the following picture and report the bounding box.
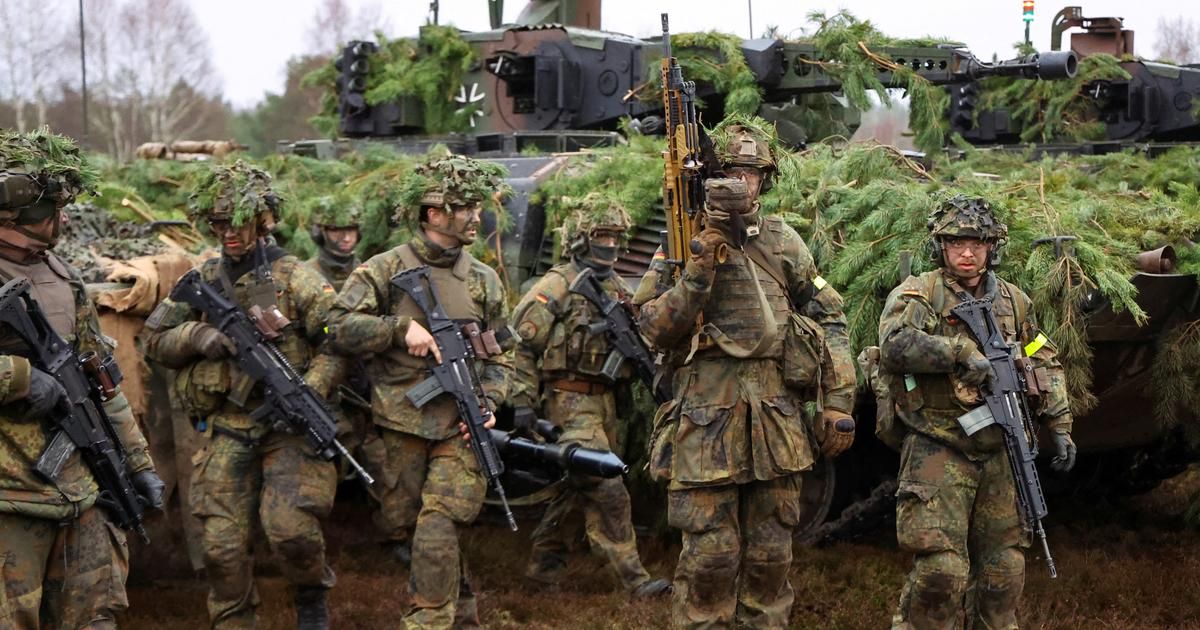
[0,126,99,208]
[186,160,280,227]
[928,195,1008,241]
[308,192,364,228]
[394,155,509,224]
[709,114,780,170]
[557,192,633,259]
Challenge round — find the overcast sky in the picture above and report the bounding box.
[190,0,1191,109]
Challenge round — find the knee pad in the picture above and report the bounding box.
[913,550,969,603]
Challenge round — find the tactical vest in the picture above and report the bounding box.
[696,219,791,360]
[381,244,482,374]
[0,254,76,342]
[539,263,631,383]
[898,271,1028,432]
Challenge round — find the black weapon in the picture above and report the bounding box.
[490,428,628,479]
[391,266,518,531]
[168,270,373,485]
[569,267,671,404]
[951,297,1057,578]
[0,278,149,541]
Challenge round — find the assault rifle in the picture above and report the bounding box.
[569,267,670,404]
[659,13,708,280]
[951,297,1057,578]
[168,270,374,485]
[391,266,518,531]
[0,278,149,541]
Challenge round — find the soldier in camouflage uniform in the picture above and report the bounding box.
[878,196,1077,629]
[0,128,163,629]
[328,155,513,629]
[304,194,387,523]
[143,161,345,630]
[639,117,857,629]
[510,196,671,598]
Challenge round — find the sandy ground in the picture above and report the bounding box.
[119,468,1200,629]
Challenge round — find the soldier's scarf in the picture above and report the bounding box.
[413,234,462,267]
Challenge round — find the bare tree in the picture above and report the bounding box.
[304,0,391,55]
[1155,16,1200,64]
[0,0,70,131]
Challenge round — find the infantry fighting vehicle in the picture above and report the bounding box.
[284,1,1200,539]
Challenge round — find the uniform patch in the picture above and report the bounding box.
[1024,332,1049,357]
[813,276,828,290]
[535,293,551,305]
[653,251,666,261]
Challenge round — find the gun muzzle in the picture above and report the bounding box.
[558,443,630,478]
[965,50,1078,81]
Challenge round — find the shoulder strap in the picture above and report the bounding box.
[397,243,421,270]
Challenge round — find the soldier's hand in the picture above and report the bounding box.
[24,368,67,420]
[815,410,856,458]
[132,469,166,510]
[404,321,443,364]
[684,229,726,283]
[1050,429,1077,472]
[954,337,992,387]
[458,403,497,441]
[192,323,236,360]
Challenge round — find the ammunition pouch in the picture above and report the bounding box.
[173,359,230,417]
[858,346,906,451]
[782,313,824,391]
[647,398,679,482]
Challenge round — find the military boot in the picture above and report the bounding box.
[631,578,673,600]
[295,586,330,630]
[524,550,568,587]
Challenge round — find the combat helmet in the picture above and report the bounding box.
[0,127,97,237]
[708,114,778,191]
[187,160,281,232]
[310,193,363,229]
[395,154,508,226]
[927,195,1008,267]
[560,193,632,260]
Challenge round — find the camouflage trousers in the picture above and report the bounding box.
[0,507,129,629]
[892,431,1028,630]
[526,388,651,592]
[668,475,802,630]
[375,428,485,630]
[190,430,337,629]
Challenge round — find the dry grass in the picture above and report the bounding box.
[120,468,1200,629]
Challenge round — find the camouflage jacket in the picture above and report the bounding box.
[639,217,855,487]
[327,238,513,440]
[510,260,634,409]
[305,249,359,293]
[0,252,154,520]
[143,245,346,434]
[878,269,1071,458]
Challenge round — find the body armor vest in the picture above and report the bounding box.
[699,240,790,360]
[0,254,75,341]
[384,243,481,372]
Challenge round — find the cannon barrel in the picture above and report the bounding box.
[965,50,1078,81]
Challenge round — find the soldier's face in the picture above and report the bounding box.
[322,226,359,254]
[431,203,482,245]
[210,218,258,257]
[725,167,764,202]
[942,236,992,279]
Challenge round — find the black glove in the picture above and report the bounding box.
[1050,430,1077,473]
[192,323,236,360]
[24,368,67,420]
[132,469,166,510]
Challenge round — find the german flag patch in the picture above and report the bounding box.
[535,293,551,304]
[653,250,666,261]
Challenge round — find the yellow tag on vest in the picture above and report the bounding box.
[813,276,828,290]
[1024,333,1049,357]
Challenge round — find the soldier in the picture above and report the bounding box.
[878,196,1076,629]
[639,117,857,629]
[327,155,512,628]
[0,127,163,629]
[304,194,388,526]
[509,196,671,598]
[143,161,345,629]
